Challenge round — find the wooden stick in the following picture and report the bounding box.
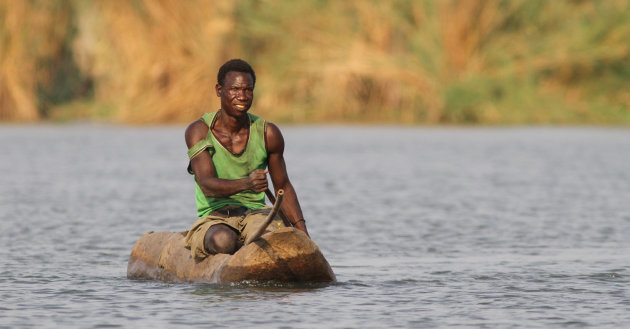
[265,189,292,227]
[244,190,284,245]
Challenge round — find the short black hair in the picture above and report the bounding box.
[217,59,256,87]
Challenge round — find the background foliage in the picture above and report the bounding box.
[1,0,629,124]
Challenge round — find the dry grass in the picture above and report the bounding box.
[0,0,70,121]
[73,0,236,123]
[1,0,629,124]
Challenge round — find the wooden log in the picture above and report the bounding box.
[127,227,336,283]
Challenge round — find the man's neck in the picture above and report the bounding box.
[216,110,248,134]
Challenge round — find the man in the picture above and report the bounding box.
[183,59,308,259]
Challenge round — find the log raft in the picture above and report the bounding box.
[127,227,336,283]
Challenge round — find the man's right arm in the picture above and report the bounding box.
[185,120,267,198]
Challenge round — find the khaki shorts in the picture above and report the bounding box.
[183,206,283,259]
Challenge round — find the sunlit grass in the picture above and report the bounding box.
[0,0,628,124]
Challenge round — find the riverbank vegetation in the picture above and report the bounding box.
[1,0,629,124]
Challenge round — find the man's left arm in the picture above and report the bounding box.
[266,123,309,236]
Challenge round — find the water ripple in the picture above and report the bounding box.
[1,126,630,328]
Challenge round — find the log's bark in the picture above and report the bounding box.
[127,227,336,283]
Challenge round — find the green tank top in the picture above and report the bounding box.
[193,112,268,218]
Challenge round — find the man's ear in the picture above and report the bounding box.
[215,84,222,97]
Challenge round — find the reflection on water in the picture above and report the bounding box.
[1,124,629,328]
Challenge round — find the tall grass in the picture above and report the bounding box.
[0,0,629,124]
[71,0,236,123]
[236,0,630,124]
[0,0,74,121]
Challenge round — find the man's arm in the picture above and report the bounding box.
[266,123,309,235]
[185,120,268,197]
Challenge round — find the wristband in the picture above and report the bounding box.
[292,219,305,226]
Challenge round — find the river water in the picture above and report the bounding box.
[0,124,629,328]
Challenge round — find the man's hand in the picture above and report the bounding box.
[248,169,268,192]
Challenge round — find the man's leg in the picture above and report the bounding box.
[204,224,240,254]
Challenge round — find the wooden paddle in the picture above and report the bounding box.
[244,189,284,245]
[265,189,292,227]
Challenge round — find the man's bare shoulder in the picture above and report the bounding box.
[185,119,209,148]
[265,122,285,154]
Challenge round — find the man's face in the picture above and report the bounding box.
[217,71,254,116]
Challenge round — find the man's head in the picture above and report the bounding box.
[217,59,256,87]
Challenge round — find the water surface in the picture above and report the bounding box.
[1,124,629,328]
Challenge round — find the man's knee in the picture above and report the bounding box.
[204,225,239,254]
